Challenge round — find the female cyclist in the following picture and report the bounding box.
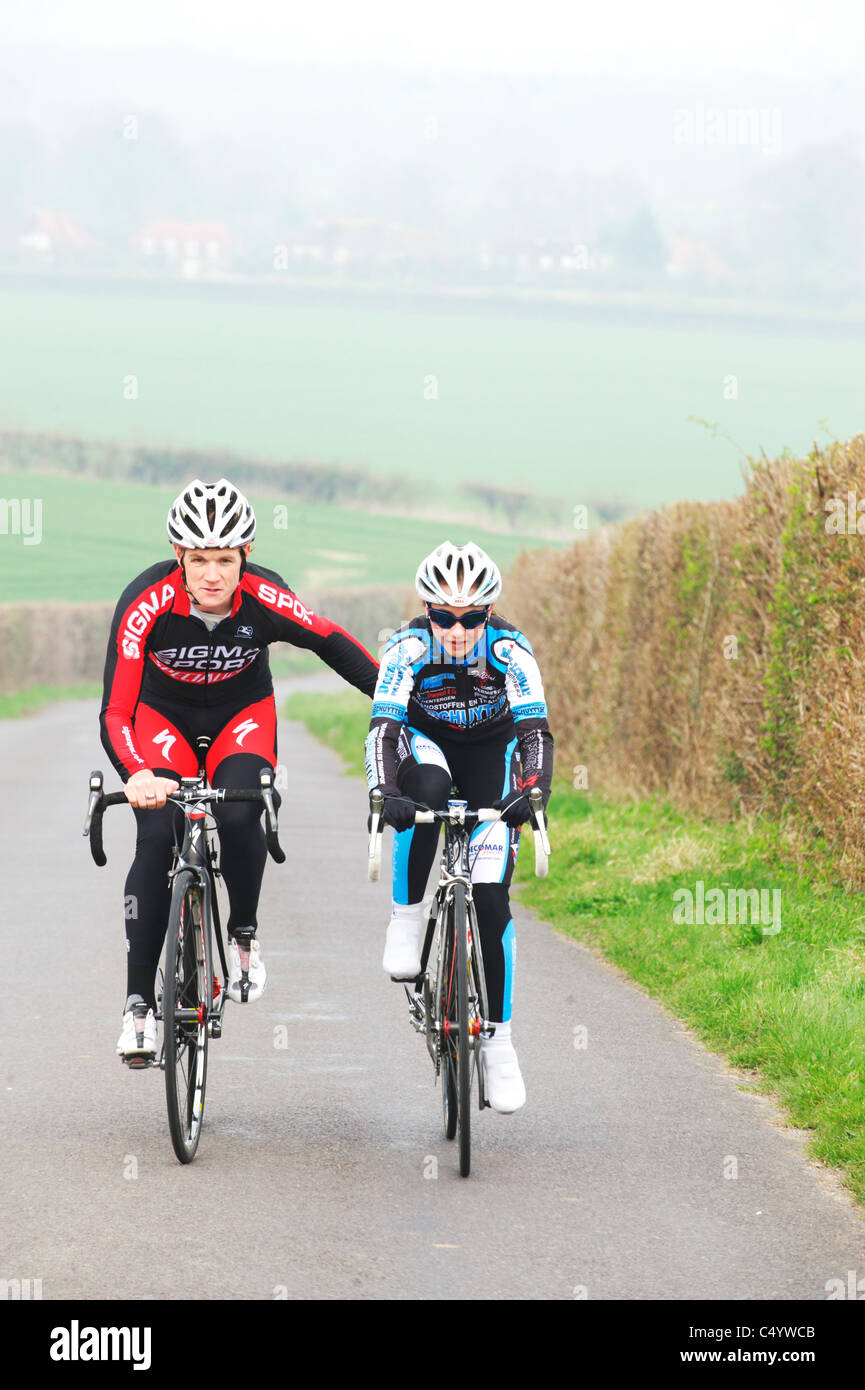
[365,541,553,1112]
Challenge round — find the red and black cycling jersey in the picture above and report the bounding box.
[100,559,378,780]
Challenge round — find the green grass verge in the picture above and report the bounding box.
[0,681,102,718]
[283,690,865,1205]
[282,690,369,777]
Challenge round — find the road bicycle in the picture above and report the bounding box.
[368,786,551,1176]
[83,735,285,1163]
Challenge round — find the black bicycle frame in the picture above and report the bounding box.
[167,776,228,992]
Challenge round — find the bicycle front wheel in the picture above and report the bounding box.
[453,882,471,1176]
[164,870,209,1164]
[440,927,458,1143]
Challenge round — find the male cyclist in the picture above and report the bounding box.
[365,541,553,1113]
[101,478,378,1064]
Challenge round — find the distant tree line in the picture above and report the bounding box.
[0,429,419,507]
[0,429,603,532]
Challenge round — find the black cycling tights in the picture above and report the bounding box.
[123,753,273,1009]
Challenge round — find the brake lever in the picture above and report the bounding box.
[368,788,384,881]
[259,767,286,864]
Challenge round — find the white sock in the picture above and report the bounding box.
[391,901,424,919]
[485,1020,513,1047]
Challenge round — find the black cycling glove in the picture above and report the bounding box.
[367,787,418,833]
[492,793,531,827]
[493,788,550,828]
[381,796,418,832]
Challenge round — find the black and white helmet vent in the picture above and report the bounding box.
[415,541,502,606]
[166,477,256,549]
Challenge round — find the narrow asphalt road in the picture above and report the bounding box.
[1,676,863,1300]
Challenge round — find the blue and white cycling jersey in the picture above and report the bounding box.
[366,612,553,796]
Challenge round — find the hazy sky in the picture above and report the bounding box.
[2,0,862,79]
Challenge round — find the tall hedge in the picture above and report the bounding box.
[506,434,865,881]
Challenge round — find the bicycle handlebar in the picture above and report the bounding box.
[83,769,286,867]
[366,791,551,882]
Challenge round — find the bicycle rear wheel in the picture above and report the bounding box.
[164,870,209,1164]
[441,1051,458,1141]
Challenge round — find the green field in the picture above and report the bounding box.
[0,471,557,600]
[1,282,863,511]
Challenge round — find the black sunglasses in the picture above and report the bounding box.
[426,605,490,630]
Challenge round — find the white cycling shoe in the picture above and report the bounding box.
[117,995,157,1066]
[481,1029,526,1113]
[382,903,426,980]
[227,930,266,1003]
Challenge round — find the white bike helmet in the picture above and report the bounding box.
[415,541,502,606]
[166,478,256,548]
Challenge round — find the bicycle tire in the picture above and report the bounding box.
[441,1051,458,1141]
[164,870,209,1164]
[440,898,458,1141]
[453,881,471,1176]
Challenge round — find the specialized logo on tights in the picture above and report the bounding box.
[232,718,260,748]
[152,728,177,762]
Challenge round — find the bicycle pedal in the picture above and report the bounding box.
[123,1056,156,1070]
